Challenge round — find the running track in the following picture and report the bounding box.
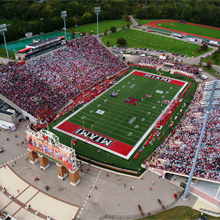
[144,19,220,41]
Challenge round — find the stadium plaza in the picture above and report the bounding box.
[1,110,220,219]
[0,122,196,220]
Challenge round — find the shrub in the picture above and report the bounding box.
[110,26,116,33]
[124,15,130,22]
[201,44,208,51]
[117,38,127,46]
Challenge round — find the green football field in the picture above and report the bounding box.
[54,70,187,159]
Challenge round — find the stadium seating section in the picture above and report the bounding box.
[0,36,127,122]
[145,81,220,182]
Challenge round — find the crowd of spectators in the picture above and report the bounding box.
[147,82,220,182]
[139,56,198,75]
[172,63,198,75]
[0,36,127,122]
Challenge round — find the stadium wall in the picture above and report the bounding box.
[0,94,39,124]
[189,185,220,208]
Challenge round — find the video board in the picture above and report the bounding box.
[26,130,76,171]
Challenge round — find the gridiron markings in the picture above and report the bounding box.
[67,73,182,146]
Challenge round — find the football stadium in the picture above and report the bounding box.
[54,70,187,160]
[0,9,220,219]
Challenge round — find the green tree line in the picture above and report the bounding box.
[1,0,220,44]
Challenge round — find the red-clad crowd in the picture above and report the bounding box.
[146,82,220,182]
[139,56,198,75]
[0,36,127,122]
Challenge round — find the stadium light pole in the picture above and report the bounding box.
[61,11,67,39]
[94,7,101,39]
[0,23,9,63]
[40,18,44,33]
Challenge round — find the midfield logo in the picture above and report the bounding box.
[74,127,114,147]
[124,96,141,106]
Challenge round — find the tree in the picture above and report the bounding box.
[117,38,127,46]
[213,50,219,60]
[80,12,92,24]
[29,4,42,20]
[104,28,108,36]
[206,59,212,69]
[126,22,130,29]
[110,26,116,33]
[124,15,130,22]
[201,44,208,51]
[107,41,110,46]
[121,26,126,31]
[71,30,76,39]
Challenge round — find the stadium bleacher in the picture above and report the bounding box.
[145,81,220,182]
[0,36,127,123]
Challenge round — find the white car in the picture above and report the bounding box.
[201,74,208,80]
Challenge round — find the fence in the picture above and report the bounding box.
[99,191,184,220]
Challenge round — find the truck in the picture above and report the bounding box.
[0,120,16,131]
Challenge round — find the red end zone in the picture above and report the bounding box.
[56,121,133,157]
[132,71,185,86]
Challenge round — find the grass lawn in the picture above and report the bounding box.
[159,21,220,39]
[67,19,131,35]
[101,28,212,57]
[201,53,220,66]
[139,206,219,220]
[0,17,12,25]
[0,47,15,60]
[137,19,167,25]
[50,67,197,172]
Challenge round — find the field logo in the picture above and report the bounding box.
[74,128,114,147]
[124,96,141,106]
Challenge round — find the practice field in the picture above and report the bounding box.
[0,31,72,52]
[102,29,212,57]
[158,21,220,39]
[54,70,187,160]
[67,19,131,36]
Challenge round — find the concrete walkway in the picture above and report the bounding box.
[0,165,80,220]
[0,121,199,220]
